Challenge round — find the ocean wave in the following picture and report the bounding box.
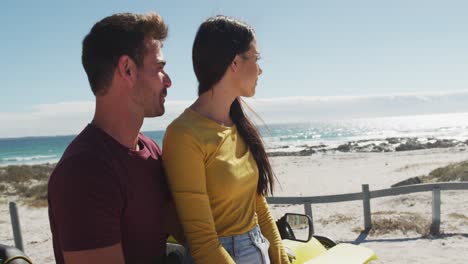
[279,134,322,141]
[1,154,58,162]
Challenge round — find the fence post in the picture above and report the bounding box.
[304,202,314,234]
[431,187,441,235]
[9,201,24,252]
[362,184,372,231]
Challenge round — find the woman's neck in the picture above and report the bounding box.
[190,86,237,127]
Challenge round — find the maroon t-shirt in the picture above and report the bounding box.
[48,124,170,264]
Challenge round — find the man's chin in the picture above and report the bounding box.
[155,109,165,117]
[145,108,165,118]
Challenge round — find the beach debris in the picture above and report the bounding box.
[318,214,354,225]
[267,136,467,157]
[365,211,432,237]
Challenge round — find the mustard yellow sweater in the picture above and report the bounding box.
[163,108,289,264]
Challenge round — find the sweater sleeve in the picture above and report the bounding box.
[256,194,290,264]
[163,125,235,264]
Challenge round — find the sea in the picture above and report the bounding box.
[2,112,468,166]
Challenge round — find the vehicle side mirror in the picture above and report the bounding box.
[276,213,313,242]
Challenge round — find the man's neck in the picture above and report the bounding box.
[92,101,144,150]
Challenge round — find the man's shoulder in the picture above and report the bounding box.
[51,126,117,179]
[61,124,119,159]
[51,148,113,181]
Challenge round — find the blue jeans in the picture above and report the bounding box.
[181,226,270,264]
[218,225,271,264]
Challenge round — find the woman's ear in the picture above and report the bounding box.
[230,55,240,72]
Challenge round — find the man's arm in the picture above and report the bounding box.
[164,200,185,243]
[48,155,124,262]
[63,243,125,264]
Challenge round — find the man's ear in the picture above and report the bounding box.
[117,55,137,84]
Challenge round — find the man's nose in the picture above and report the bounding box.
[164,72,172,88]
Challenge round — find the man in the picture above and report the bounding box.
[48,12,180,264]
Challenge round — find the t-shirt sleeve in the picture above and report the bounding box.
[48,155,123,251]
[256,194,290,264]
[163,125,235,264]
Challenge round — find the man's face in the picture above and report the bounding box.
[133,39,172,117]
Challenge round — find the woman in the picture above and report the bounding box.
[163,15,290,264]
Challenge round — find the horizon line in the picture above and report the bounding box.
[2,110,468,140]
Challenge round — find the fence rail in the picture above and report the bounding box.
[267,182,468,235]
[8,182,468,252]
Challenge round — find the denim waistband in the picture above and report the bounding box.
[218,225,270,263]
[218,225,261,244]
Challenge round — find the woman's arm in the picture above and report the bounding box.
[163,126,235,264]
[256,194,291,264]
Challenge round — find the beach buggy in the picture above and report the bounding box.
[165,213,377,264]
[1,212,377,264]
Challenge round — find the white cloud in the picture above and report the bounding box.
[0,101,95,138]
[2,90,468,138]
[244,90,468,124]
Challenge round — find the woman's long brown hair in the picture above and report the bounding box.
[192,15,275,195]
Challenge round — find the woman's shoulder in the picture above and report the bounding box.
[168,108,219,133]
[166,109,208,143]
[167,108,236,144]
[167,109,200,133]
[167,110,188,129]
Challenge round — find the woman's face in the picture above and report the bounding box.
[237,39,262,97]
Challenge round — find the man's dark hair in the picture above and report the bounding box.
[82,12,168,95]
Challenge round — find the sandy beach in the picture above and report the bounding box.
[269,147,468,264]
[2,147,468,263]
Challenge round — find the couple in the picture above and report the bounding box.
[48,12,290,264]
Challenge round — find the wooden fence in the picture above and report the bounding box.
[267,182,468,235]
[8,201,24,251]
[7,182,468,251]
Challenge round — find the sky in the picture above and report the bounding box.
[1,0,468,137]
